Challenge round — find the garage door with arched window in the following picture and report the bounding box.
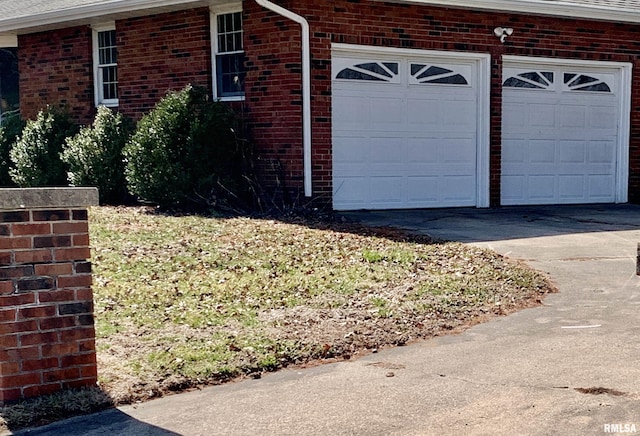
[501,57,632,206]
[331,45,490,211]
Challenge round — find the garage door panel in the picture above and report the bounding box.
[558,175,585,199]
[502,139,526,163]
[442,176,476,204]
[589,106,617,129]
[333,177,368,208]
[588,141,615,163]
[406,164,477,177]
[502,61,623,206]
[407,177,439,202]
[529,103,556,127]
[333,96,369,126]
[503,103,527,127]
[443,101,476,126]
[501,175,525,202]
[441,137,476,163]
[560,105,587,128]
[333,51,482,210]
[407,99,440,125]
[529,140,556,164]
[372,101,404,125]
[528,176,555,200]
[407,138,439,163]
[588,175,615,198]
[558,141,586,163]
[332,136,368,164]
[370,137,404,163]
[370,177,404,206]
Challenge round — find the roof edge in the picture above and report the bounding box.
[0,0,209,34]
[379,0,640,24]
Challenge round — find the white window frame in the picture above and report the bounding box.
[92,23,118,107]
[210,4,245,101]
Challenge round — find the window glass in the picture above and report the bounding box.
[216,12,244,98]
[95,29,118,104]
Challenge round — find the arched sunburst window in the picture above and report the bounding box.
[503,71,554,89]
[564,73,611,92]
[410,64,468,85]
[336,62,399,82]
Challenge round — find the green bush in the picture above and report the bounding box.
[0,112,25,187]
[9,107,78,187]
[124,85,244,210]
[62,106,131,204]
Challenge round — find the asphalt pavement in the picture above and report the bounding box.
[10,204,640,435]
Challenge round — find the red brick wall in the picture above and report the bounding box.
[117,7,213,120]
[243,0,640,206]
[18,26,95,124]
[0,208,96,404]
[17,8,212,124]
[15,2,640,206]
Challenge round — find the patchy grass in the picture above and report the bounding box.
[0,206,554,432]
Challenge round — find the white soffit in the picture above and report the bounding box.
[375,0,640,24]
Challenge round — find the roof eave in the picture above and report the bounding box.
[377,0,640,24]
[0,0,211,35]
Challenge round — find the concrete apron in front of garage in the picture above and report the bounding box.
[339,204,640,434]
[16,204,640,436]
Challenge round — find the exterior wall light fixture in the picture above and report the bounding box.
[494,27,513,43]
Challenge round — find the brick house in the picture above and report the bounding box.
[1,0,640,210]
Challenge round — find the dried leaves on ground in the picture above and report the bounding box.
[1,206,554,432]
[90,206,554,404]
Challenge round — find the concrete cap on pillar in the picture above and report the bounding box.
[0,188,99,210]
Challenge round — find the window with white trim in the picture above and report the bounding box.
[92,25,118,107]
[212,10,245,100]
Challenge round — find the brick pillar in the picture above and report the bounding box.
[0,188,99,404]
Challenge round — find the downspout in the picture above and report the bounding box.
[254,0,312,197]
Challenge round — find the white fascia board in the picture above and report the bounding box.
[0,0,209,33]
[376,0,640,24]
[0,34,17,47]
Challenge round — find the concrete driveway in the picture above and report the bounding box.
[12,205,640,436]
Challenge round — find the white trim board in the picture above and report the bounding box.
[0,35,17,47]
[374,0,640,24]
[0,0,210,34]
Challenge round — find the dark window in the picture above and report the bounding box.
[96,29,118,103]
[412,64,469,85]
[0,48,19,120]
[565,73,611,92]
[503,72,553,89]
[216,12,244,98]
[336,62,398,82]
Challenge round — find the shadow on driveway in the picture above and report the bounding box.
[10,408,179,436]
[341,203,640,243]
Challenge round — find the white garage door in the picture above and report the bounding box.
[502,58,630,205]
[332,47,489,210]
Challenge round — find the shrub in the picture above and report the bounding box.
[62,106,131,204]
[124,85,244,210]
[9,107,78,187]
[0,112,24,187]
